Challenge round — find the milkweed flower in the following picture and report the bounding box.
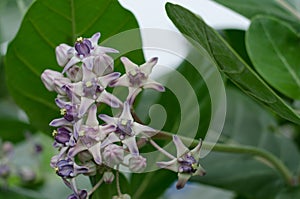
[99,101,157,156]
[110,57,165,105]
[157,135,206,189]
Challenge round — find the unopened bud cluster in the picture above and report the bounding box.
[41,32,205,199]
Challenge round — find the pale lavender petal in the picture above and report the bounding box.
[194,166,206,176]
[122,136,139,156]
[99,72,120,88]
[90,32,101,46]
[143,79,165,92]
[88,143,102,165]
[109,75,129,87]
[132,123,157,137]
[190,139,203,161]
[78,97,95,118]
[120,57,138,73]
[127,87,142,105]
[41,69,64,91]
[173,135,189,158]
[68,139,87,158]
[49,118,70,127]
[120,101,133,121]
[93,54,114,76]
[55,98,68,108]
[100,124,117,136]
[86,104,98,126]
[176,173,191,189]
[82,56,94,71]
[98,114,116,124]
[63,56,80,73]
[156,159,178,172]
[69,82,84,96]
[97,46,119,54]
[82,63,97,82]
[129,155,146,172]
[140,57,158,75]
[101,133,120,148]
[97,90,122,108]
[56,44,72,67]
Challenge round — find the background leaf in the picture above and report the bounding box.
[213,0,300,31]
[5,0,143,132]
[165,3,300,125]
[246,16,300,99]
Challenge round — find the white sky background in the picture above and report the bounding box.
[119,0,250,77]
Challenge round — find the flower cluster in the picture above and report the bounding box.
[0,139,42,187]
[41,32,205,198]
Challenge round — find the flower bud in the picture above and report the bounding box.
[103,144,124,168]
[2,141,14,157]
[0,164,10,178]
[41,69,70,94]
[56,44,72,67]
[67,189,88,199]
[112,194,131,199]
[93,54,114,76]
[66,65,83,82]
[77,151,93,163]
[129,155,146,173]
[18,167,36,182]
[103,171,114,183]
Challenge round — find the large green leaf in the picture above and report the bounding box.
[165,3,300,125]
[246,16,300,99]
[192,87,300,199]
[213,0,300,31]
[5,0,143,132]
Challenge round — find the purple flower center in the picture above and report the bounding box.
[128,69,146,86]
[178,154,197,174]
[83,79,104,98]
[67,189,88,199]
[75,37,93,57]
[56,159,74,178]
[116,119,133,140]
[54,127,71,145]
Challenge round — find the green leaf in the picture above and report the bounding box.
[165,3,300,125]
[192,87,300,199]
[221,29,252,66]
[213,0,300,31]
[131,170,177,199]
[5,0,143,132]
[276,187,300,199]
[246,16,300,99]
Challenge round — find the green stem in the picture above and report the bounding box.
[277,0,300,21]
[155,131,295,186]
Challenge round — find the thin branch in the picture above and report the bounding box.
[88,176,104,196]
[149,139,176,159]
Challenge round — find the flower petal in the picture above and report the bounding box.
[120,57,138,74]
[98,114,117,125]
[120,101,133,121]
[78,97,95,118]
[156,159,178,173]
[90,32,101,46]
[140,57,158,75]
[88,143,102,165]
[49,118,70,127]
[190,139,203,161]
[85,104,98,126]
[122,136,139,156]
[63,56,80,73]
[127,87,142,105]
[101,133,120,148]
[143,79,165,92]
[173,135,189,158]
[96,90,122,108]
[99,72,120,88]
[109,75,129,87]
[132,122,157,137]
[176,173,191,189]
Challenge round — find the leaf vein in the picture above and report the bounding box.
[28,18,56,49]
